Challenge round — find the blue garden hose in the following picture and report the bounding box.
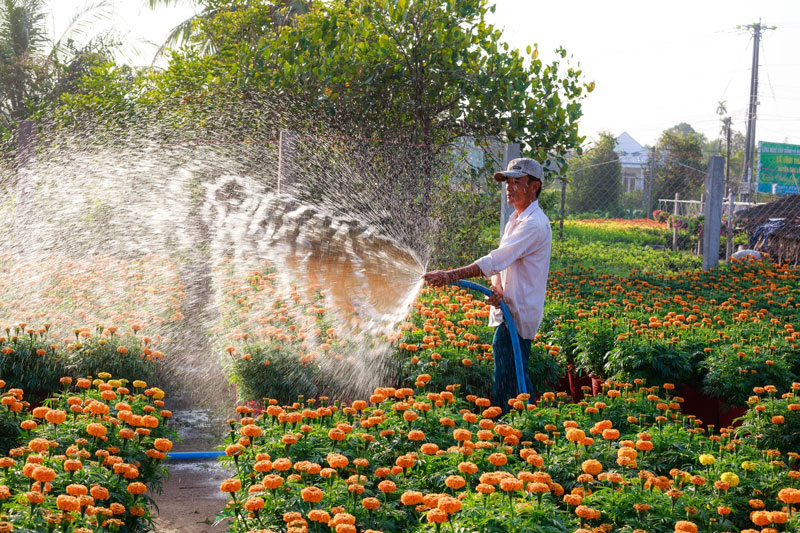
[167,451,224,460]
[452,280,528,396]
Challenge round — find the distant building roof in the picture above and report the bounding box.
[615,132,649,168]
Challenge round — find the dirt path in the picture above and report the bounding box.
[152,459,231,532]
[152,408,234,532]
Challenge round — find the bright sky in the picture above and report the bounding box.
[48,0,800,149]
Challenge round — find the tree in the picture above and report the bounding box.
[566,131,621,214]
[151,0,591,161]
[0,0,113,142]
[652,124,706,207]
[267,0,590,155]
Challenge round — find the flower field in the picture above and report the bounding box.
[215,249,800,532]
[0,373,177,532]
[1,218,799,532]
[217,376,800,532]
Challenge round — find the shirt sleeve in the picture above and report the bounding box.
[475,220,545,277]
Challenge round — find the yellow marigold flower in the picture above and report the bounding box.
[698,454,715,466]
[719,472,739,487]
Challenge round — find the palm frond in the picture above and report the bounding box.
[152,7,219,62]
[146,0,196,9]
[49,0,114,62]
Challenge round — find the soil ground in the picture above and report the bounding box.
[151,407,234,532]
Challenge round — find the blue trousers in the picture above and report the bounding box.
[492,322,533,413]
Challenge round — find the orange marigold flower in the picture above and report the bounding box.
[86,423,107,438]
[272,458,292,471]
[219,479,241,493]
[566,428,586,442]
[674,520,698,533]
[476,483,494,494]
[575,505,601,520]
[453,429,471,442]
[427,508,448,523]
[328,428,346,441]
[438,495,462,513]
[32,466,56,483]
[362,497,381,510]
[263,474,283,490]
[400,490,423,505]
[488,453,507,466]
[326,453,349,469]
[64,459,82,472]
[28,438,50,453]
[420,443,440,455]
[581,459,602,476]
[56,494,81,512]
[308,509,330,523]
[127,482,147,495]
[378,480,397,493]
[408,429,425,441]
[66,484,88,496]
[301,486,323,503]
[445,475,465,490]
[90,485,109,500]
[602,428,620,440]
[241,424,262,438]
[45,410,67,425]
[396,455,415,469]
[458,461,478,474]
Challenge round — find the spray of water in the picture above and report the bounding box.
[0,97,459,407]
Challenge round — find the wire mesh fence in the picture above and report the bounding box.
[439,142,800,271]
[535,148,800,267]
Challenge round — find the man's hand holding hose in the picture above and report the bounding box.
[486,284,503,307]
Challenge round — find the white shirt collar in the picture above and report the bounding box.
[509,199,540,223]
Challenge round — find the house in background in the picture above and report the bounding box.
[615,132,649,192]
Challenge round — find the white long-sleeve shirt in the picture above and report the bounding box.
[475,200,551,339]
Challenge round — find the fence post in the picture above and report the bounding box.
[277,130,297,193]
[643,146,655,216]
[671,192,680,251]
[559,177,566,240]
[18,120,36,168]
[726,191,735,262]
[500,143,520,237]
[702,156,725,271]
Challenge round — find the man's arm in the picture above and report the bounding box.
[422,263,482,287]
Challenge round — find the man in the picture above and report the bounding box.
[423,157,552,411]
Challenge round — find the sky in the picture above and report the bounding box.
[48,0,800,149]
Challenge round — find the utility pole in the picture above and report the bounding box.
[725,120,731,194]
[739,21,775,202]
[716,101,732,195]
